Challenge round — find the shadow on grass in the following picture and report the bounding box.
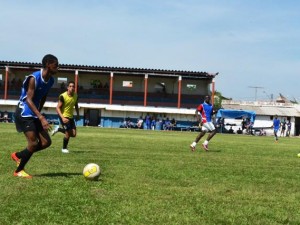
[35,172,81,177]
[208,149,222,152]
[69,151,99,153]
[35,173,104,182]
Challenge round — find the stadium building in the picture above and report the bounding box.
[0,60,218,129]
[221,99,300,136]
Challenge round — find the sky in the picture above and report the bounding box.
[1,0,299,101]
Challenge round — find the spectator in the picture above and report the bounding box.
[3,110,9,123]
[259,128,266,136]
[151,117,156,130]
[84,117,90,126]
[170,118,177,130]
[145,114,151,129]
[136,117,143,129]
[60,82,66,90]
[164,118,171,131]
[280,119,286,137]
[286,120,291,137]
[241,118,247,131]
[237,128,243,134]
[104,82,109,89]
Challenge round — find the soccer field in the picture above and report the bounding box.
[1,123,300,225]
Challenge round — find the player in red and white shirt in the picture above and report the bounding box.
[190,96,217,152]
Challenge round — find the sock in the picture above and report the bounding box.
[191,142,197,147]
[203,140,209,145]
[63,137,69,149]
[16,149,33,172]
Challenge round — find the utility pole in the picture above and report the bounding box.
[248,86,264,101]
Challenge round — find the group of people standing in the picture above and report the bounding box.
[144,114,176,130]
[272,116,292,142]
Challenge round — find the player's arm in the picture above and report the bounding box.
[26,77,50,130]
[195,109,201,123]
[56,95,69,124]
[212,107,217,115]
[195,105,203,124]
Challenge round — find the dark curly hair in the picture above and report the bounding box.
[42,54,58,68]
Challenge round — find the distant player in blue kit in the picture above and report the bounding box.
[190,96,217,152]
[11,54,59,178]
[272,115,281,142]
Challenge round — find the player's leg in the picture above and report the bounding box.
[62,130,71,153]
[62,120,76,153]
[12,117,45,178]
[274,129,278,142]
[201,122,216,151]
[69,119,77,138]
[190,129,206,151]
[51,118,66,136]
[13,131,37,178]
[36,129,52,150]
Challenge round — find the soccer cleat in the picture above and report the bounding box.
[13,170,32,179]
[62,149,69,153]
[51,125,59,136]
[190,144,195,152]
[11,152,20,166]
[202,143,209,151]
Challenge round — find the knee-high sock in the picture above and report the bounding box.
[63,137,69,149]
[16,148,33,172]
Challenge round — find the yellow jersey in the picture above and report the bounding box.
[59,91,78,119]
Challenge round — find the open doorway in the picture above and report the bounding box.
[295,117,300,136]
[84,109,101,126]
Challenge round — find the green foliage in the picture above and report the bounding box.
[1,123,300,224]
[213,90,223,110]
[90,79,101,88]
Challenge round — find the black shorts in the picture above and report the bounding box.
[59,117,76,131]
[15,106,43,133]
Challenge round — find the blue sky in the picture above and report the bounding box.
[1,0,299,101]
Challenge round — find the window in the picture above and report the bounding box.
[57,77,67,84]
[123,81,133,88]
[187,84,196,91]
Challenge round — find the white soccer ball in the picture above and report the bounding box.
[83,163,101,180]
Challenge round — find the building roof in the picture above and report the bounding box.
[0,60,218,80]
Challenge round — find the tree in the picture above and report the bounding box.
[213,91,228,110]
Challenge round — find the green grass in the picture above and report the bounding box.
[1,123,300,225]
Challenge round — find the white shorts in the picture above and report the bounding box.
[202,122,215,132]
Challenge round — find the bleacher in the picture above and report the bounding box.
[4,87,204,109]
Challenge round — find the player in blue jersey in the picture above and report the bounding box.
[11,54,59,178]
[272,115,281,142]
[190,96,217,152]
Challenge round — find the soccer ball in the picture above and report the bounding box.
[297,153,300,158]
[83,163,101,180]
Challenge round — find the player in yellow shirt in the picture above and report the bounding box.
[52,81,79,153]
